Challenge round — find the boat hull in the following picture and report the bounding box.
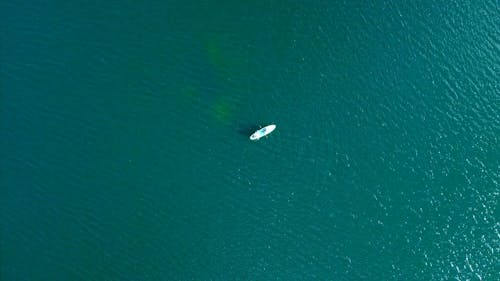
[250,124,276,140]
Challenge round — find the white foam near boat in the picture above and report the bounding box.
[250,124,276,140]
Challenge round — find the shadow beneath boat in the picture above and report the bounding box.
[237,123,261,138]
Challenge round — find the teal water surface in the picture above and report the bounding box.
[2,1,499,280]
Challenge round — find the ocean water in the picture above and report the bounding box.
[1,1,499,280]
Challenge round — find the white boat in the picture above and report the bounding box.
[250,124,276,140]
